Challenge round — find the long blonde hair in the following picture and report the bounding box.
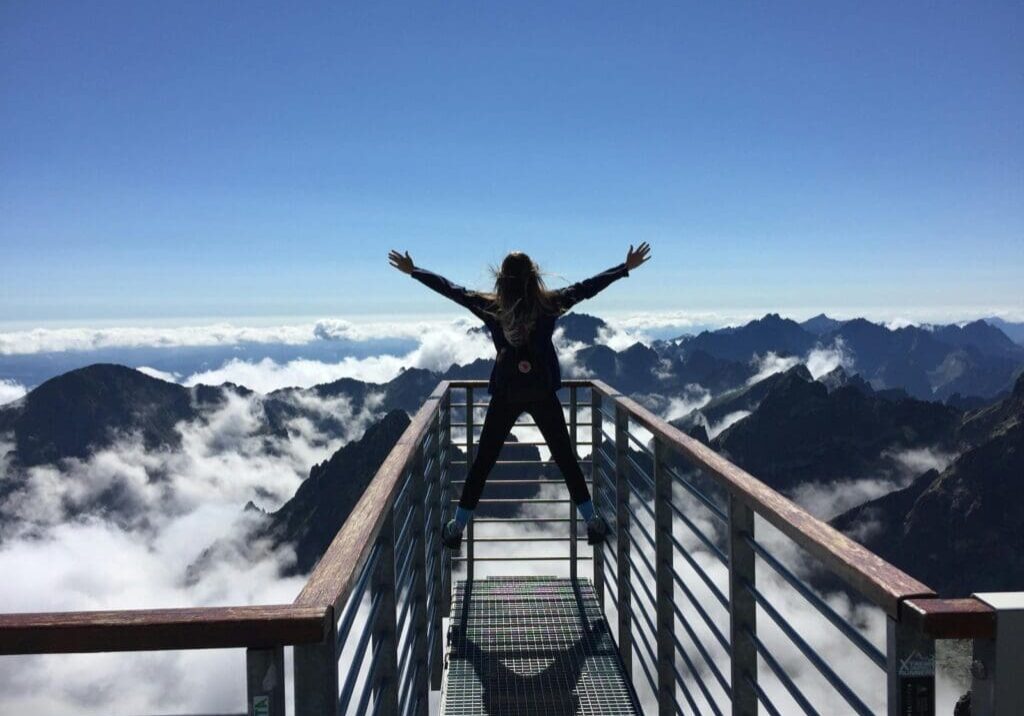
[471,252,563,346]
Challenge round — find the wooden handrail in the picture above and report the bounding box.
[902,597,996,639]
[293,381,449,612]
[0,604,330,655]
[587,379,936,617]
[2,376,985,661]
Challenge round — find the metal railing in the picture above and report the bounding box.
[0,378,1017,715]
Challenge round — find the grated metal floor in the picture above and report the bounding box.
[440,576,640,715]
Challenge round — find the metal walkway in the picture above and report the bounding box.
[440,576,640,716]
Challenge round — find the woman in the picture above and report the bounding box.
[388,244,652,550]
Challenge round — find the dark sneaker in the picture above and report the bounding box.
[441,519,464,550]
[586,515,610,545]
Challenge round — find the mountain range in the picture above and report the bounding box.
[1,311,1021,598]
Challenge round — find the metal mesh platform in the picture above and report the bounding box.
[440,576,640,715]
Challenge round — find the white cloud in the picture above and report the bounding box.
[0,316,464,355]
[787,445,957,522]
[664,384,712,422]
[0,386,389,714]
[747,352,801,386]
[184,355,408,392]
[886,446,956,476]
[179,321,494,392]
[135,365,181,382]
[746,339,853,387]
[553,327,595,379]
[706,409,751,439]
[595,322,652,351]
[805,338,853,379]
[0,379,27,406]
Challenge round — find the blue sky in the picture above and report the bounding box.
[1,1,1021,323]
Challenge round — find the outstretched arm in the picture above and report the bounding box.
[556,242,651,313]
[389,249,491,322]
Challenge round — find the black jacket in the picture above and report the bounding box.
[410,262,630,396]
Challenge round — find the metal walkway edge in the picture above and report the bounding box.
[440,576,641,715]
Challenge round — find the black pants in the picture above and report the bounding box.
[458,389,592,510]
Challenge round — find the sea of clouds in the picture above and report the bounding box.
[0,310,980,713]
[0,386,385,714]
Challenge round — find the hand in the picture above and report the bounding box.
[388,249,415,274]
[625,241,651,271]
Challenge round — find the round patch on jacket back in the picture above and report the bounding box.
[517,360,532,373]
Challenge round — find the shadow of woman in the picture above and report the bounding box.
[450,581,615,715]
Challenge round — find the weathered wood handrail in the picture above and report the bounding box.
[587,378,936,617]
[902,597,998,640]
[0,604,330,655]
[294,381,449,613]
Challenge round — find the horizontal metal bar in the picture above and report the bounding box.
[746,534,886,670]
[451,556,592,562]
[670,533,730,609]
[669,500,728,566]
[625,428,654,456]
[450,441,595,449]
[392,468,415,516]
[345,636,384,716]
[625,479,656,521]
[394,543,417,594]
[471,536,572,542]
[449,497,574,504]
[629,553,660,615]
[451,478,594,486]
[452,462,598,473]
[590,378,935,615]
[671,649,705,716]
[747,672,784,716]
[471,517,579,523]
[671,573,730,653]
[395,585,416,642]
[742,577,874,716]
[628,591,661,698]
[336,543,382,650]
[336,589,384,711]
[394,495,416,548]
[397,653,421,716]
[623,500,657,549]
[626,452,654,490]
[671,597,731,699]
[450,421,594,428]
[744,624,820,716]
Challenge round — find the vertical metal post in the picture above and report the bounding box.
[409,442,430,715]
[569,385,579,584]
[591,389,605,608]
[728,495,758,716]
[247,646,285,716]
[293,613,338,716]
[465,386,475,585]
[441,390,453,620]
[371,511,399,715]
[431,398,447,688]
[653,437,675,715]
[614,402,633,675]
[886,616,935,716]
